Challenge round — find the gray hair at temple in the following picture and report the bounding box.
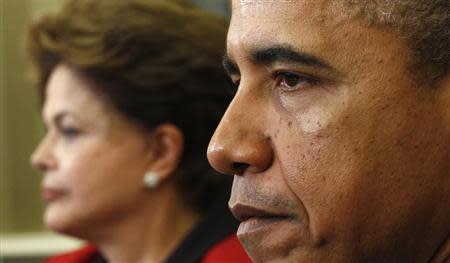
[344,0,449,83]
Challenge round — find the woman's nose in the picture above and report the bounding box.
[30,135,57,172]
[207,92,273,176]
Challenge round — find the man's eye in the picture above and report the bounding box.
[274,71,319,91]
[231,77,240,88]
[226,77,240,95]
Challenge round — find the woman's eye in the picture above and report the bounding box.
[60,127,81,139]
[274,71,318,91]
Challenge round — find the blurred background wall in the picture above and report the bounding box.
[0,0,229,261]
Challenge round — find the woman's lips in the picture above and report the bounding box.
[41,187,66,202]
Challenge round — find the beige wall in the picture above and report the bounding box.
[1,0,64,234]
[1,0,8,234]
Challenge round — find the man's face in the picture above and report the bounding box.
[207,0,450,262]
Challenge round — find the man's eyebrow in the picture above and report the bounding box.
[250,45,332,70]
[222,54,239,76]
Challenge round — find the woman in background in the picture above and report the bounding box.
[28,0,250,262]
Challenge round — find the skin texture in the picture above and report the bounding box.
[31,64,199,263]
[207,0,450,262]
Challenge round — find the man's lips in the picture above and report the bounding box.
[230,203,291,222]
[230,203,295,238]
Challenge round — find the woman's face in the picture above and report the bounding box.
[31,64,153,236]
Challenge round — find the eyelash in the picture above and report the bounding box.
[60,126,81,139]
[273,71,319,91]
[227,77,240,95]
[229,76,240,87]
[228,71,319,93]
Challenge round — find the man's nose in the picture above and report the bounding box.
[207,89,273,176]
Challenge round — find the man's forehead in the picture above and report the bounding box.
[229,0,312,44]
[231,0,352,25]
[227,0,348,60]
[232,0,344,17]
[231,0,308,22]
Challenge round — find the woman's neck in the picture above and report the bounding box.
[87,183,201,263]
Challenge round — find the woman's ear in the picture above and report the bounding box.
[145,124,184,182]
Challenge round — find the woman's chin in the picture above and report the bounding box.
[44,205,76,235]
[44,210,65,232]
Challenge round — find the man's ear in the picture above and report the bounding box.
[145,124,184,182]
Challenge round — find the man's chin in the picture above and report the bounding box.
[237,217,310,262]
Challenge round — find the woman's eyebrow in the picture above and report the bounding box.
[52,111,68,125]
